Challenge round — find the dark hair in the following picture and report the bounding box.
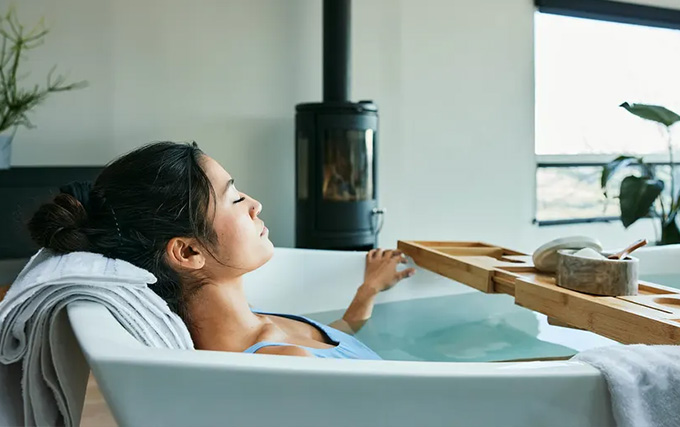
[27,141,218,321]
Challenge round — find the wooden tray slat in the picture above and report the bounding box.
[397,241,497,293]
[398,239,680,345]
[514,277,680,344]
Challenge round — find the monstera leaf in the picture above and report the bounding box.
[661,213,680,244]
[619,176,664,228]
[601,155,648,196]
[620,102,680,127]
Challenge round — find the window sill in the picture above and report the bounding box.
[534,216,621,226]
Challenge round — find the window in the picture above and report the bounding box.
[534,4,680,224]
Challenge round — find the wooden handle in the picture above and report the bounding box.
[608,239,648,260]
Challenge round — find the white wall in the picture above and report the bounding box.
[354,0,659,253]
[2,0,667,257]
[6,0,322,248]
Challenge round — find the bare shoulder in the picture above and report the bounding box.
[255,345,314,357]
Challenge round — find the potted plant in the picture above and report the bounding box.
[601,102,680,245]
[0,6,86,169]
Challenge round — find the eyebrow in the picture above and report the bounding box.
[224,178,234,194]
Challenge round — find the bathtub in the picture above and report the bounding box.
[65,246,646,427]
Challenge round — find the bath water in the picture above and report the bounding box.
[305,292,581,362]
[640,274,680,290]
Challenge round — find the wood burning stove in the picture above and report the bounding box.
[295,0,384,250]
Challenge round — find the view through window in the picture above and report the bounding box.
[535,12,680,223]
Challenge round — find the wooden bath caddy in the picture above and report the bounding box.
[397,240,680,345]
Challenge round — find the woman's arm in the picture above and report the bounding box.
[328,249,415,334]
[328,285,379,334]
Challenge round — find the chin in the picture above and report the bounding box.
[259,240,275,264]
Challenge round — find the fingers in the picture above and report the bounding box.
[368,249,387,259]
[368,248,408,263]
[388,250,407,264]
[398,267,416,280]
[392,250,408,263]
[390,250,402,258]
[381,249,402,258]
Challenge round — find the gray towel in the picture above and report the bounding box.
[572,344,680,427]
[0,249,194,426]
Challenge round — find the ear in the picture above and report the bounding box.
[166,237,206,271]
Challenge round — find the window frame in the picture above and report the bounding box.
[535,0,680,30]
[534,0,680,225]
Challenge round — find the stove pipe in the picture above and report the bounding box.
[323,0,351,102]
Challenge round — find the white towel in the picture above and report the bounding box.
[0,249,194,427]
[572,344,680,427]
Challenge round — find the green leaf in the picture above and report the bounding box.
[620,102,680,127]
[601,155,644,195]
[660,214,680,245]
[619,176,664,228]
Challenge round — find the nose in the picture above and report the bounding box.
[250,198,262,219]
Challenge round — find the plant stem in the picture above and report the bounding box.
[668,127,676,215]
[659,196,667,223]
[0,7,86,132]
[653,215,661,243]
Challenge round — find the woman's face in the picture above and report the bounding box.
[201,156,274,276]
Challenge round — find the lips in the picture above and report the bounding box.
[260,225,268,236]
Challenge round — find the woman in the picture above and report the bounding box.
[28,142,415,359]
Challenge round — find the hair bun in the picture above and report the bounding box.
[59,181,93,212]
[27,191,91,254]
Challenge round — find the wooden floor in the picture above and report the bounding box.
[81,375,117,427]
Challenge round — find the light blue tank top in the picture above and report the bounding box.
[243,309,382,360]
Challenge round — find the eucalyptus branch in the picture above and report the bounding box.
[0,40,8,120]
[0,37,9,70]
[0,6,87,133]
[5,9,20,40]
[9,39,22,92]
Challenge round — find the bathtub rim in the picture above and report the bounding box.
[67,301,605,379]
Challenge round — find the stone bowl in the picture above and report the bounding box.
[556,249,639,296]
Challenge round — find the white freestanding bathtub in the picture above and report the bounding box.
[66,245,669,427]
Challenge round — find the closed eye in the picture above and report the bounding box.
[234,196,246,204]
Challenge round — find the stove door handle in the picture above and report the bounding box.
[371,207,386,235]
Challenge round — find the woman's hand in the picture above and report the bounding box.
[362,249,416,295]
[334,248,417,334]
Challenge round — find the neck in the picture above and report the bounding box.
[187,276,263,350]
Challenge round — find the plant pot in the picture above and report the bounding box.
[0,131,14,169]
[660,215,680,245]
